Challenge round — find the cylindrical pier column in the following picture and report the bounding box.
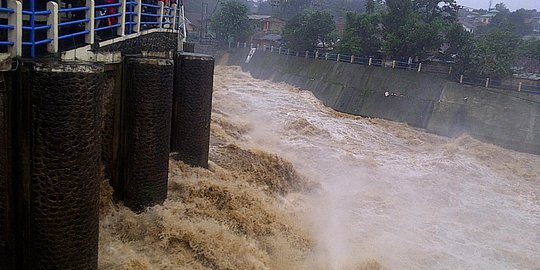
[0,71,13,269]
[119,57,174,212]
[21,62,104,270]
[171,52,214,168]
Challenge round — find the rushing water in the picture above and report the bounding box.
[99,65,540,270]
[211,66,540,270]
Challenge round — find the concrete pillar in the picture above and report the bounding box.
[171,53,214,168]
[46,1,59,53]
[0,70,13,270]
[8,0,22,57]
[18,61,104,270]
[100,64,122,182]
[183,42,195,52]
[85,0,95,44]
[119,57,174,212]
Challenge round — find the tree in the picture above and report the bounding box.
[339,12,382,55]
[382,0,460,58]
[456,27,519,79]
[210,1,253,42]
[445,22,472,58]
[494,3,509,13]
[282,11,336,51]
[412,0,459,23]
[519,39,540,61]
[480,8,537,37]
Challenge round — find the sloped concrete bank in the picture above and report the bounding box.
[224,48,540,155]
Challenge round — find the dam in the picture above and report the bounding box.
[0,1,539,268]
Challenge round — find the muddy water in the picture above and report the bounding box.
[99,66,540,270]
[211,66,540,270]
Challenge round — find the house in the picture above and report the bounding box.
[479,9,499,25]
[248,15,286,47]
[248,15,286,34]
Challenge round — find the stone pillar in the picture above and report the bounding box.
[171,53,214,168]
[0,71,13,270]
[119,57,174,212]
[19,62,104,270]
[183,42,195,53]
[101,64,122,181]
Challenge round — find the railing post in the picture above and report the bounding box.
[85,0,95,44]
[278,47,281,54]
[518,82,522,92]
[448,66,452,75]
[117,0,126,35]
[46,1,58,53]
[134,0,142,32]
[243,42,246,48]
[287,48,289,55]
[315,51,319,59]
[417,63,422,72]
[392,60,396,69]
[337,54,340,62]
[8,0,22,57]
[296,52,299,57]
[350,55,354,63]
[325,53,328,60]
[171,3,177,29]
[270,45,273,52]
[250,43,253,48]
[263,45,266,51]
[158,1,164,29]
[305,51,308,58]
[237,42,240,48]
[460,75,463,84]
[368,58,372,66]
[485,78,490,88]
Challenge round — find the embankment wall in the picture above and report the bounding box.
[225,48,540,154]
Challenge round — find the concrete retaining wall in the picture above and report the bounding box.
[226,48,540,154]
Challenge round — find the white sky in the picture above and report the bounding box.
[456,0,539,11]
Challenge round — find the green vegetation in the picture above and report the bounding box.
[456,27,519,79]
[282,11,336,51]
[209,0,538,79]
[210,1,253,42]
[338,12,382,56]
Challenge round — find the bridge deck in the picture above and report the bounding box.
[0,0,185,58]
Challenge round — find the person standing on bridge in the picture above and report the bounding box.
[104,0,118,26]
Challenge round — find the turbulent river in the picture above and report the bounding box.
[99,66,540,270]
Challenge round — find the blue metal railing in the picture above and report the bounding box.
[0,0,185,58]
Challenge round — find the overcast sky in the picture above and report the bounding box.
[456,0,539,11]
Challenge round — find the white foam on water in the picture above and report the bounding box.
[213,66,540,270]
